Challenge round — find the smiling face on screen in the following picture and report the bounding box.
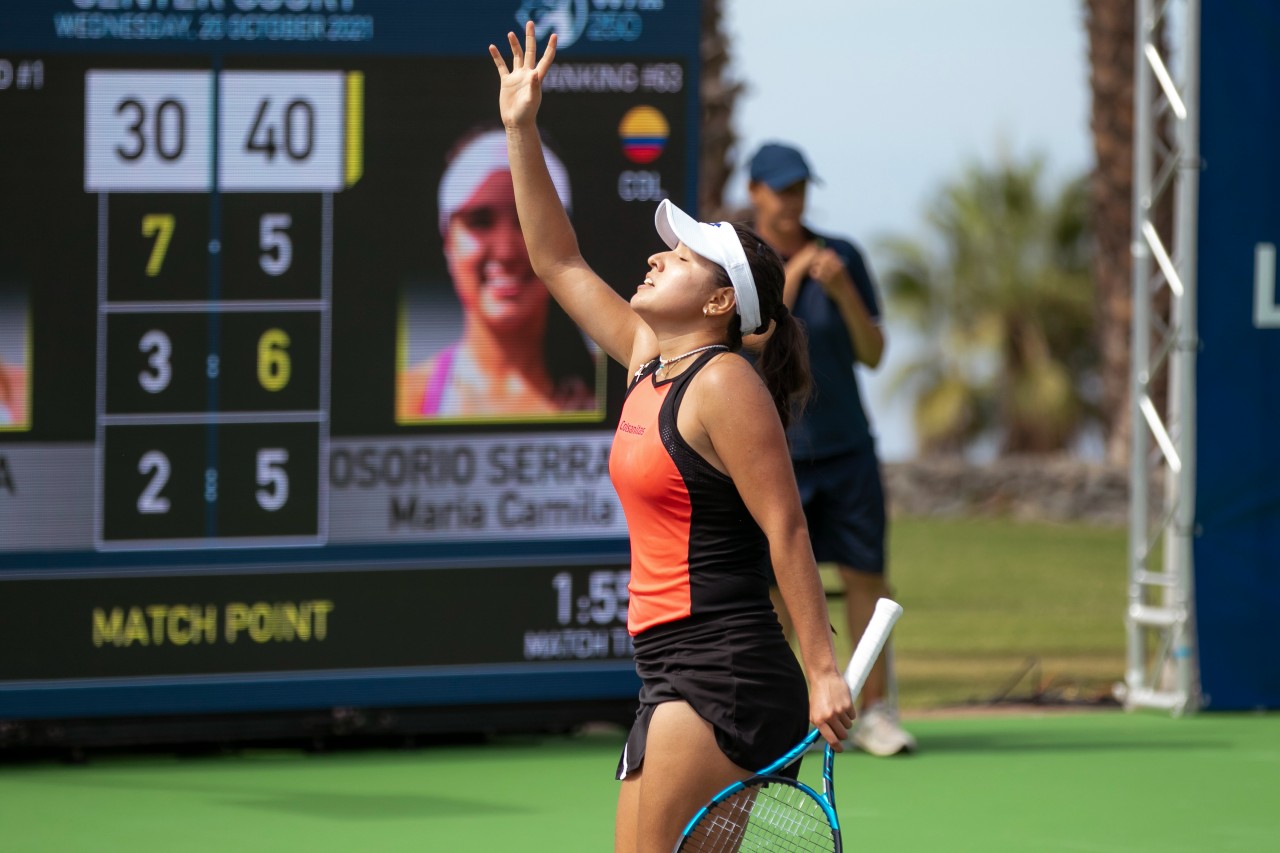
[443,169,549,335]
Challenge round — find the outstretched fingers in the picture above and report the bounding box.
[524,20,538,68]
[507,29,524,67]
[497,21,555,76]
[538,32,558,73]
[488,42,509,77]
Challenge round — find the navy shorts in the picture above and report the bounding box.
[793,446,886,574]
[616,611,808,781]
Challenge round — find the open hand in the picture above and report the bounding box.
[490,21,558,130]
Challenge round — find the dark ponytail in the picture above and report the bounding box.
[754,302,810,430]
[717,223,811,429]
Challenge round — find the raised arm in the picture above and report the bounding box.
[490,23,649,368]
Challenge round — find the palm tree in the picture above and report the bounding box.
[880,155,1098,456]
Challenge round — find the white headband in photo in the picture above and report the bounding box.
[437,129,572,233]
[654,198,761,334]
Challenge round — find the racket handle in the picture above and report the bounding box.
[843,598,903,701]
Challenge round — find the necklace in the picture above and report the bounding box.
[656,343,729,377]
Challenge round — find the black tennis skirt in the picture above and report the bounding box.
[616,609,809,781]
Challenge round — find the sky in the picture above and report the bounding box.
[721,0,1094,460]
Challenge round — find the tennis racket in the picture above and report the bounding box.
[673,597,904,852]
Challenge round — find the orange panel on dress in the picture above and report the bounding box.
[609,375,694,634]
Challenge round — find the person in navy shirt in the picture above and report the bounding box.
[747,141,916,756]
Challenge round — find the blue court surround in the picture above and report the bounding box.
[1194,0,1280,710]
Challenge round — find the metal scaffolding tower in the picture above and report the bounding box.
[1123,0,1201,714]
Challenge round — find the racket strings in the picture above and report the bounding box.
[682,782,837,852]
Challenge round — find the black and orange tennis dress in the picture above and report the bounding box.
[610,350,808,778]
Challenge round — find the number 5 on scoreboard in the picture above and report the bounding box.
[256,449,289,512]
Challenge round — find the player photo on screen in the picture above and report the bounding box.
[0,281,30,432]
[396,126,605,425]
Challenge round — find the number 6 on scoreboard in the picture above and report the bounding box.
[257,328,292,391]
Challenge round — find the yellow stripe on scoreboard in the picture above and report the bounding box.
[345,71,364,188]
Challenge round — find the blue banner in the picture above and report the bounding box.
[5,1,697,58]
[1195,0,1280,710]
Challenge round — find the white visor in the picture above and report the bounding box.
[654,199,761,334]
[438,129,571,232]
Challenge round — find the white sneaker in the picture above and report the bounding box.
[849,701,917,757]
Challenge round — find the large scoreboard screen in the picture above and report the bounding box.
[0,1,698,724]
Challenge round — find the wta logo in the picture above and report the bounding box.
[618,106,669,165]
[517,0,589,49]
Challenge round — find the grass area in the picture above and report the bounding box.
[5,713,1278,852]
[823,516,1128,710]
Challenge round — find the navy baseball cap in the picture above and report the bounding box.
[748,142,821,190]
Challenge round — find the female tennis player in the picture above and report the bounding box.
[492,23,855,853]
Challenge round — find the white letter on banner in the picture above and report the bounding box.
[1254,243,1279,329]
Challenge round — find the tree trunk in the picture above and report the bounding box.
[699,0,743,220]
[1085,0,1174,466]
[1085,0,1136,466]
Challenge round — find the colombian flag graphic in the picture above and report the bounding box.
[618,106,669,165]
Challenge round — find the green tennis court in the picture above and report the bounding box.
[3,710,1275,851]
